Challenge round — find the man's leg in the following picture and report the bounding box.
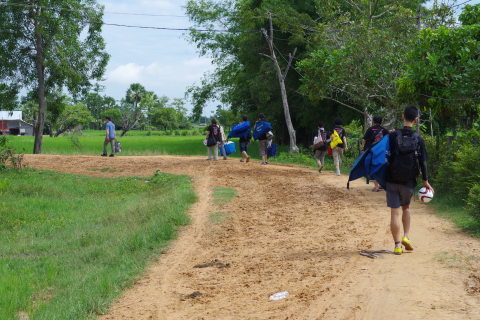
[402,205,411,239]
[320,151,326,166]
[110,138,115,156]
[207,146,212,159]
[220,142,227,160]
[391,208,404,254]
[390,208,403,244]
[387,183,403,254]
[213,144,219,160]
[333,148,341,175]
[103,139,108,155]
[401,204,414,251]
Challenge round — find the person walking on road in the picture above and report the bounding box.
[362,116,389,191]
[205,119,221,161]
[218,123,228,160]
[102,117,116,157]
[239,116,252,163]
[312,122,329,173]
[253,113,271,165]
[386,105,434,255]
[332,118,348,176]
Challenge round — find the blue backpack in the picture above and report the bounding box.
[347,135,390,189]
[253,121,272,140]
[228,121,251,139]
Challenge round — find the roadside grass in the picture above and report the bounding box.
[0,169,195,320]
[434,252,479,270]
[209,188,237,225]
[81,129,206,137]
[209,212,232,224]
[212,187,237,206]
[430,195,480,238]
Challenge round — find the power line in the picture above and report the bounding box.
[102,23,231,33]
[452,0,476,8]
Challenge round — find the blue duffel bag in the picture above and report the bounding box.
[267,143,277,157]
[220,141,236,156]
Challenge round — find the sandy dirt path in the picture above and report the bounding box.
[24,155,480,320]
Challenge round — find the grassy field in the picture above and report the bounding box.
[8,133,354,173]
[0,169,195,320]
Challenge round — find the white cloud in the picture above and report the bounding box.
[98,0,219,114]
[105,58,213,94]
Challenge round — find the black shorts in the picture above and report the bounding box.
[386,182,414,208]
[240,142,249,152]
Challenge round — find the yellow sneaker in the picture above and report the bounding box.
[402,237,414,251]
[393,247,403,255]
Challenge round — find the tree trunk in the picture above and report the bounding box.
[54,126,70,137]
[363,109,372,132]
[261,13,299,153]
[33,15,46,154]
[275,64,298,153]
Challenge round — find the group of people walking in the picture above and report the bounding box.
[312,106,434,255]
[102,106,434,256]
[312,118,348,176]
[204,113,273,165]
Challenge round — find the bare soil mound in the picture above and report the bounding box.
[25,155,480,320]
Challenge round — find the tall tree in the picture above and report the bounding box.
[53,103,93,137]
[397,4,480,133]
[298,0,424,129]
[0,0,109,153]
[119,83,147,136]
[261,12,299,153]
[185,0,322,146]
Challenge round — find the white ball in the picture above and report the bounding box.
[418,187,434,203]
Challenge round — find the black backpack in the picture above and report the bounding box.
[389,131,420,183]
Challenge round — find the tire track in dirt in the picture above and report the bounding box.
[24,155,480,320]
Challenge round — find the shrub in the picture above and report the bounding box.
[0,136,24,170]
[467,184,480,221]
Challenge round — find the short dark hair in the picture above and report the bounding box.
[318,122,324,128]
[211,118,217,125]
[403,105,419,122]
[373,116,383,124]
[334,118,343,126]
[104,116,111,121]
[258,113,265,120]
[242,115,248,121]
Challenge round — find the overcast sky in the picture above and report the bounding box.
[98,0,217,115]
[97,0,480,116]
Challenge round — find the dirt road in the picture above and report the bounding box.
[25,155,480,320]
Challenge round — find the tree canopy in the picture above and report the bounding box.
[0,0,109,152]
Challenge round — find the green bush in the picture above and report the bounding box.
[0,136,24,170]
[467,184,480,221]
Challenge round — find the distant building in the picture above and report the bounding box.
[0,111,34,136]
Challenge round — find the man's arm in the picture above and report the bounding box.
[418,137,434,192]
[105,126,110,141]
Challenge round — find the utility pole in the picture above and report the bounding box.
[260,12,299,153]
